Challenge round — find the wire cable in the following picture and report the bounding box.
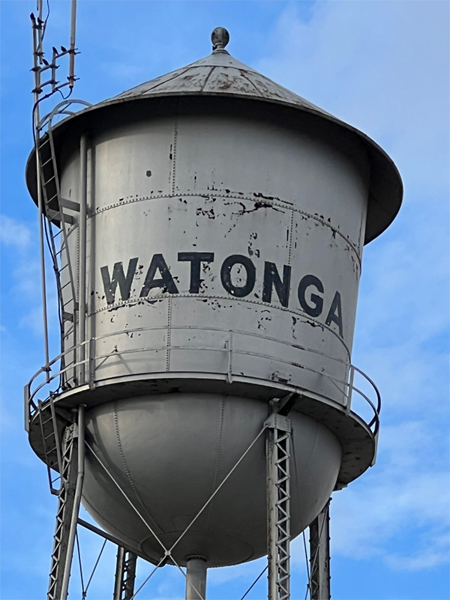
[75,531,86,599]
[83,539,107,598]
[303,530,310,600]
[239,565,268,600]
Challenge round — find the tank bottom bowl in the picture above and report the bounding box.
[82,393,341,567]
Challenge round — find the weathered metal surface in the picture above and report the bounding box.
[82,394,341,567]
[309,501,331,600]
[24,30,400,576]
[25,44,402,244]
[58,111,366,406]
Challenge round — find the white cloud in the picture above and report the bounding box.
[330,419,449,569]
[0,214,32,250]
[256,1,449,200]
[252,0,449,576]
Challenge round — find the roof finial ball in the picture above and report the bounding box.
[211,27,230,53]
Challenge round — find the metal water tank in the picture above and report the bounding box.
[25,28,402,569]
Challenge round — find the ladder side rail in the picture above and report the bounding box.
[113,547,138,600]
[78,134,88,385]
[47,422,78,600]
[32,16,51,382]
[60,405,85,600]
[46,121,79,388]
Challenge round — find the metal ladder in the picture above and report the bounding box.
[37,396,64,494]
[47,423,79,600]
[36,115,80,387]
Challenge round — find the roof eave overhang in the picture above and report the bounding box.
[26,90,403,244]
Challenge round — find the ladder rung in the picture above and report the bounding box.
[60,198,80,212]
[46,209,76,225]
[61,214,76,225]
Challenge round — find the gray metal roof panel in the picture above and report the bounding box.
[25,42,402,244]
[102,50,332,118]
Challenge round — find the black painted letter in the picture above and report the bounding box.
[263,262,291,307]
[298,275,324,317]
[325,291,343,338]
[101,257,138,305]
[221,255,256,298]
[140,254,179,297]
[178,252,214,293]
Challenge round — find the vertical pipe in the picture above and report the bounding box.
[78,134,88,384]
[69,0,77,86]
[32,17,50,382]
[113,546,126,600]
[185,557,207,600]
[88,144,96,389]
[60,405,85,600]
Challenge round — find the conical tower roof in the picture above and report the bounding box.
[102,43,332,118]
[26,27,402,243]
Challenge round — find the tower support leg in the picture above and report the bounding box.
[266,412,292,600]
[47,406,85,600]
[185,557,207,600]
[309,500,331,600]
[113,546,138,600]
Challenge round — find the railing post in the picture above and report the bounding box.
[346,365,355,415]
[78,134,88,385]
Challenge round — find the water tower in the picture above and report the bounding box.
[25,16,402,600]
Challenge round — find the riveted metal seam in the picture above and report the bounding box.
[206,396,226,528]
[171,115,178,196]
[166,296,172,372]
[92,293,351,358]
[288,210,294,266]
[113,401,163,533]
[89,192,362,265]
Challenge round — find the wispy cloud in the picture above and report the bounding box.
[254,0,449,576]
[0,214,32,250]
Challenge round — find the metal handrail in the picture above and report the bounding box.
[25,328,381,438]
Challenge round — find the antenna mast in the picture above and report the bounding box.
[30,0,79,381]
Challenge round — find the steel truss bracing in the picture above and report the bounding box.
[266,412,292,600]
[309,500,331,600]
[113,547,138,600]
[47,407,85,600]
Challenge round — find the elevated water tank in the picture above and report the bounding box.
[26,28,402,568]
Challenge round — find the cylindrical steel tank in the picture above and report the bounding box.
[26,30,402,568]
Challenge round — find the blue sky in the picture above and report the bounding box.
[0,1,449,599]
